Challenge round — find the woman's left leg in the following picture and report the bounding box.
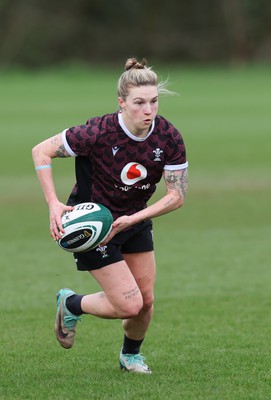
[122,250,156,340]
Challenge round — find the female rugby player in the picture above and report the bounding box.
[32,58,188,374]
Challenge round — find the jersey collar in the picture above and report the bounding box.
[118,112,155,141]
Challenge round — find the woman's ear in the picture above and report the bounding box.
[118,97,125,110]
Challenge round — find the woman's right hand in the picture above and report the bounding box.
[48,200,74,240]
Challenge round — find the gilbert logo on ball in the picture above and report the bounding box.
[57,202,113,253]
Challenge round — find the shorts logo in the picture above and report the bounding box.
[120,162,147,185]
[96,245,109,258]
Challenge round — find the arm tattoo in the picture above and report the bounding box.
[50,134,70,158]
[165,168,188,199]
[55,144,70,158]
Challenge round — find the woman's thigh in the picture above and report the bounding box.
[90,260,143,312]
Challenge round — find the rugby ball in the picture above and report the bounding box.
[57,202,113,253]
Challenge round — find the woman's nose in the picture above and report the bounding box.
[144,104,152,114]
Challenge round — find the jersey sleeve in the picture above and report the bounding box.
[61,116,102,157]
[163,125,188,171]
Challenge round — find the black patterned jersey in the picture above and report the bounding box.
[62,112,188,219]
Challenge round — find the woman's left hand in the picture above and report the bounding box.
[100,215,135,245]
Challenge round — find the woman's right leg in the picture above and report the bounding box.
[81,260,143,318]
[55,260,143,349]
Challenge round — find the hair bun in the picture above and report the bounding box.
[125,58,147,71]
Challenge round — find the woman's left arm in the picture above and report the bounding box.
[103,168,188,242]
[135,167,188,220]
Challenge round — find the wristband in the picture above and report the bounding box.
[35,164,52,171]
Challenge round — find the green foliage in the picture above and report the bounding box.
[0,65,271,399]
[0,1,271,66]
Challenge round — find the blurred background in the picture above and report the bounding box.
[0,0,270,67]
[1,1,271,399]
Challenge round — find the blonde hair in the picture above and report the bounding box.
[118,57,173,99]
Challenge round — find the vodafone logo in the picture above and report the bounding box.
[120,162,147,185]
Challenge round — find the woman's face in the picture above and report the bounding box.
[118,85,158,137]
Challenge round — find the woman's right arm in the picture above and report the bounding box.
[32,133,74,240]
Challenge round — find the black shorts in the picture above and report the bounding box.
[73,220,154,271]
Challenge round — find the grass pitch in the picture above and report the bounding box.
[0,64,270,399]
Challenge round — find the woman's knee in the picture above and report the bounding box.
[116,293,144,318]
[141,294,154,313]
[120,294,154,318]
